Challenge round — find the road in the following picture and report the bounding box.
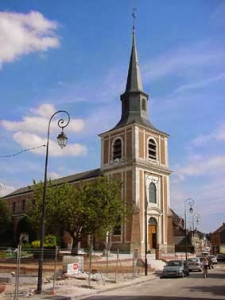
[84,264,225,300]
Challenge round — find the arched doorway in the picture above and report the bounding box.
[148,217,157,250]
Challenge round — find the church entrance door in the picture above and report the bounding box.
[148,218,157,250]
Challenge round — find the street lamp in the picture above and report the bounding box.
[192,213,200,231]
[37,110,70,293]
[184,198,194,261]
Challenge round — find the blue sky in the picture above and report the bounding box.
[0,0,224,233]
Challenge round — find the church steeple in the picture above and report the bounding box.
[125,28,143,92]
[114,21,156,131]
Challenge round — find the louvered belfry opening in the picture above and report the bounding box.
[148,139,156,160]
[113,138,122,160]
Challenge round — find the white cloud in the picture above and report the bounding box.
[30,103,56,118]
[1,103,84,134]
[171,174,225,232]
[0,182,15,196]
[191,123,225,147]
[48,172,61,180]
[13,131,87,157]
[142,40,225,86]
[1,103,87,157]
[174,73,225,93]
[174,155,225,181]
[0,11,59,66]
[53,66,125,106]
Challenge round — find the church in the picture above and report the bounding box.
[4,25,174,256]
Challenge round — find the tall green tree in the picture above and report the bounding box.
[0,198,12,245]
[27,176,125,254]
[16,216,37,244]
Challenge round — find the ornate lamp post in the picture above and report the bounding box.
[184,198,194,261]
[192,213,200,231]
[37,110,70,293]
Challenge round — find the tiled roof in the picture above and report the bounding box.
[213,223,225,234]
[3,168,101,198]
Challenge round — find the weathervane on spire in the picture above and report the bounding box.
[132,8,137,32]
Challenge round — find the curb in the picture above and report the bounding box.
[71,273,157,300]
[21,272,158,299]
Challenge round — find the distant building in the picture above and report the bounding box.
[211,223,225,255]
[171,209,193,254]
[171,209,211,255]
[190,231,211,255]
[3,26,174,255]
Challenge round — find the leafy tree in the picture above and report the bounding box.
[16,216,37,244]
[27,176,126,254]
[0,198,13,245]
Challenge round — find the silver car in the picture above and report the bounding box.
[187,257,202,272]
[161,260,189,278]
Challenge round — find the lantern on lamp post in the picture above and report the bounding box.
[37,110,70,294]
[184,198,194,261]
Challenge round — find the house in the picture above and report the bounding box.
[211,223,225,255]
[171,209,209,255]
[3,25,174,255]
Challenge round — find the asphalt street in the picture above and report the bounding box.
[83,264,225,300]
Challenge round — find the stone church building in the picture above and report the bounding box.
[4,28,174,255]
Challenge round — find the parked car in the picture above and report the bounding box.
[187,257,202,272]
[208,255,217,265]
[216,253,225,262]
[161,260,189,278]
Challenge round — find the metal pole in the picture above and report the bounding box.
[14,244,21,300]
[185,207,187,261]
[184,198,194,262]
[88,244,92,286]
[115,248,119,282]
[36,110,70,293]
[144,177,148,276]
[36,132,49,293]
[52,246,58,295]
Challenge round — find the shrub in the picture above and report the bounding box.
[31,234,57,248]
[44,235,57,247]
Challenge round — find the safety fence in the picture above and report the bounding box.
[0,246,149,299]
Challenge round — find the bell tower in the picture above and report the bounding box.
[99,22,173,255]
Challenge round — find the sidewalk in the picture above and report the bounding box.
[32,272,156,300]
[1,252,160,299]
[2,271,157,300]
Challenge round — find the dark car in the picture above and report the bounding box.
[161,260,189,278]
[216,253,225,262]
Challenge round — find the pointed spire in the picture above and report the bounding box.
[113,11,159,132]
[125,21,143,93]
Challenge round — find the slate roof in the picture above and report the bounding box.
[111,28,168,136]
[125,30,143,93]
[3,168,101,198]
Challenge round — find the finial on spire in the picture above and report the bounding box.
[132,8,136,33]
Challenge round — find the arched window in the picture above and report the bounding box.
[149,217,157,225]
[148,138,157,160]
[149,182,157,203]
[113,138,122,160]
